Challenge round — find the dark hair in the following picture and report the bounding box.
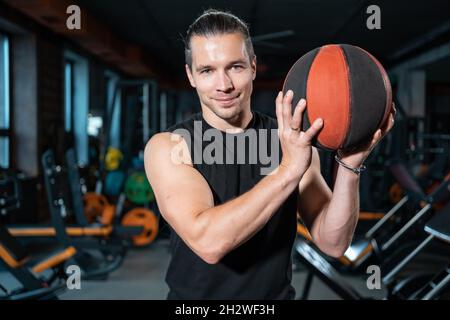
[184,9,255,69]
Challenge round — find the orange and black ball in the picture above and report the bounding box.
[283,44,392,151]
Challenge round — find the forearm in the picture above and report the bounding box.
[194,168,299,262]
[311,166,360,257]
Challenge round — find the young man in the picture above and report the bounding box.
[144,9,395,299]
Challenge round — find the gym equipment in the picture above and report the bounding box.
[389,170,450,207]
[295,202,450,300]
[131,156,145,170]
[294,236,448,300]
[0,177,75,300]
[101,80,157,177]
[65,148,143,234]
[0,176,21,223]
[389,182,404,204]
[84,79,160,246]
[382,201,450,299]
[357,99,408,211]
[121,208,159,246]
[104,147,123,171]
[283,44,392,151]
[0,225,75,300]
[83,192,115,225]
[369,170,448,266]
[65,149,157,247]
[296,161,450,271]
[386,136,450,206]
[104,170,126,197]
[3,170,115,242]
[294,240,364,299]
[124,171,154,205]
[37,150,127,279]
[295,162,450,299]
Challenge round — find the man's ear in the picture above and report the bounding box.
[185,64,196,88]
[251,55,257,81]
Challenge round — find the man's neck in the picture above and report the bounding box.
[202,107,253,133]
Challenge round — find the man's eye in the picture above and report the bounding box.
[231,65,244,70]
[201,69,211,74]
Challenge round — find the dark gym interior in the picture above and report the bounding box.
[0,0,449,302]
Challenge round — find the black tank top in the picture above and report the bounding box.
[164,111,298,299]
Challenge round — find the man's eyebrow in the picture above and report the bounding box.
[195,64,212,72]
[195,60,249,72]
[227,59,248,65]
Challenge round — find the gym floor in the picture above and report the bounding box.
[58,239,387,300]
[2,234,447,300]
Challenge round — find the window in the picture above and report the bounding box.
[105,71,121,148]
[64,60,74,133]
[0,33,10,169]
[64,50,89,165]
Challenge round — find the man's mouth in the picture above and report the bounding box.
[213,94,240,107]
[214,95,239,101]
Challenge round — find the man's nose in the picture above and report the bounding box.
[216,71,233,92]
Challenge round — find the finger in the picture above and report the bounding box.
[291,98,306,131]
[387,113,395,131]
[391,103,397,123]
[365,129,382,151]
[372,129,382,144]
[381,112,395,134]
[282,90,294,131]
[380,108,394,132]
[302,118,323,143]
[275,91,283,131]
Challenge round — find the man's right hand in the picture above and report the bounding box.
[275,90,324,184]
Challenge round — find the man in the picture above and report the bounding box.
[144,9,395,299]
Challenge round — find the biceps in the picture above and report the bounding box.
[154,166,214,221]
[147,160,214,238]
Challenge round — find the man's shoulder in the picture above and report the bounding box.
[144,131,191,167]
[166,112,202,133]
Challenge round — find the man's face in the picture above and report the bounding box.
[185,33,256,121]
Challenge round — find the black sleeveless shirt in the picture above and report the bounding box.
[164,111,298,299]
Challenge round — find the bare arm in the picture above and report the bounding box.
[145,132,300,264]
[298,147,359,257]
[298,104,396,258]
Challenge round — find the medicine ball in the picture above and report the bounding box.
[283,44,392,151]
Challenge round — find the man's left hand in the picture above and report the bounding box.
[338,103,397,168]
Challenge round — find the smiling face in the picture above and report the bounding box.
[185,33,256,123]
